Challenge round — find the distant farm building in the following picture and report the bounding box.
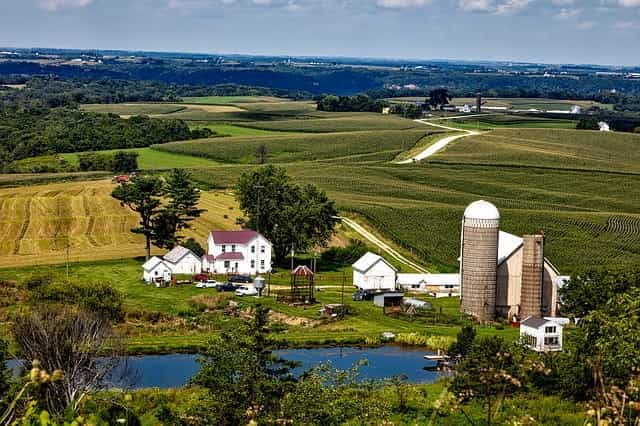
[397,273,460,297]
[352,252,397,291]
[598,121,611,132]
[520,316,563,352]
[460,200,560,322]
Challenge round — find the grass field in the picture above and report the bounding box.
[0,180,241,268]
[81,103,246,117]
[181,95,288,104]
[444,114,577,130]
[156,129,431,164]
[431,128,640,173]
[59,148,219,170]
[190,123,288,137]
[239,113,423,132]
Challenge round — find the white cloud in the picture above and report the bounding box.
[457,0,531,14]
[39,0,93,10]
[375,0,431,8]
[555,7,581,18]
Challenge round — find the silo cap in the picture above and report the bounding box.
[464,200,500,220]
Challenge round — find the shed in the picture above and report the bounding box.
[520,316,563,352]
[353,252,397,291]
[373,292,404,314]
[163,245,202,275]
[142,256,172,284]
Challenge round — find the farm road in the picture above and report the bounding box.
[337,216,429,274]
[396,119,481,164]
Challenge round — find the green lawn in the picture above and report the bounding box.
[60,147,219,170]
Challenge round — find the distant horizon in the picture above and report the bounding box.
[2,1,640,67]
[2,45,639,70]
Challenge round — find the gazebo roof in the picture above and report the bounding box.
[291,265,314,276]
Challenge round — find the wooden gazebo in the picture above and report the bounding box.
[290,265,315,304]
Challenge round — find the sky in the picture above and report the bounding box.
[1,0,640,66]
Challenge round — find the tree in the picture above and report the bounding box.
[448,325,476,357]
[428,88,452,110]
[576,117,600,130]
[236,166,338,263]
[450,337,526,425]
[151,169,205,250]
[112,175,164,260]
[12,306,124,417]
[0,339,13,415]
[256,143,268,164]
[111,151,139,173]
[182,237,205,257]
[191,305,296,424]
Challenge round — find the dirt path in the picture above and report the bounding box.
[337,216,429,274]
[395,119,481,164]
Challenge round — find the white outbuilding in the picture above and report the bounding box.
[352,252,398,291]
[397,273,460,297]
[520,316,563,352]
[142,256,172,284]
[163,245,202,275]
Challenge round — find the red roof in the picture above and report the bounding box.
[203,254,216,262]
[292,265,314,276]
[210,229,260,245]
[216,252,245,261]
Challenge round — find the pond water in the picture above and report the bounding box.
[10,346,444,389]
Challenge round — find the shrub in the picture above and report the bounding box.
[395,333,455,350]
[189,294,232,311]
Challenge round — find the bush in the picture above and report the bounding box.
[189,294,232,312]
[395,333,455,350]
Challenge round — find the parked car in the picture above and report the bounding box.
[228,275,253,284]
[217,282,239,292]
[352,289,375,301]
[193,273,209,282]
[195,280,219,289]
[235,286,258,297]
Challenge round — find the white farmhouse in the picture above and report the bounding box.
[206,230,272,275]
[163,245,202,275]
[352,252,397,291]
[142,256,172,283]
[520,316,563,352]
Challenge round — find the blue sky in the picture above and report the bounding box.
[2,0,640,66]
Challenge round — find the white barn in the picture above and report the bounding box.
[520,316,563,352]
[206,230,272,275]
[142,256,172,283]
[163,245,202,275]
[397,273,460,297]
[352,252,397,291]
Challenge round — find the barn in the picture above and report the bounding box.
[352,252,397,291]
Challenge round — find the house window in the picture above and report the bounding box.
[523,334,537,347]
[224,261,230,268]
[260,260,265,269]
[411,284,419,289]
[251,245,255,253]
[261,245,265,254]
[232,244,236,252]
[251,260,255,268]
[222,245,226,253]
[544,336,559,346]
[545,326,556,334]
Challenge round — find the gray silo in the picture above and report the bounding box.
[460,200,500,322]
[520,234,544,318]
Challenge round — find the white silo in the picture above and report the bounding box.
[460,200,500,322]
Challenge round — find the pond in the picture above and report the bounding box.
[11,346,445,389]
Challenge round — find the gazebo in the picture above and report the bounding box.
[290,265,315,304]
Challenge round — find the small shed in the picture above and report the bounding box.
[142,256,172,284]
[520,316,563,352]
[353,252,397,291]
[163,245,202,275]
[373,292,404,314]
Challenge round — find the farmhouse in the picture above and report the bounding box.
[207,230,272,275]
[520,316,563,352]
[352,252,397,291]
[142,256,172,283]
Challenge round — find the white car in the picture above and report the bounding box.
[195,280,219,289]
[235,286,258,297]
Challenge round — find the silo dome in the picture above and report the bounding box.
[464,200,500,221]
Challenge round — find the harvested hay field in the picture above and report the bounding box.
[81,103,246,117]
[0,180,241,268]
